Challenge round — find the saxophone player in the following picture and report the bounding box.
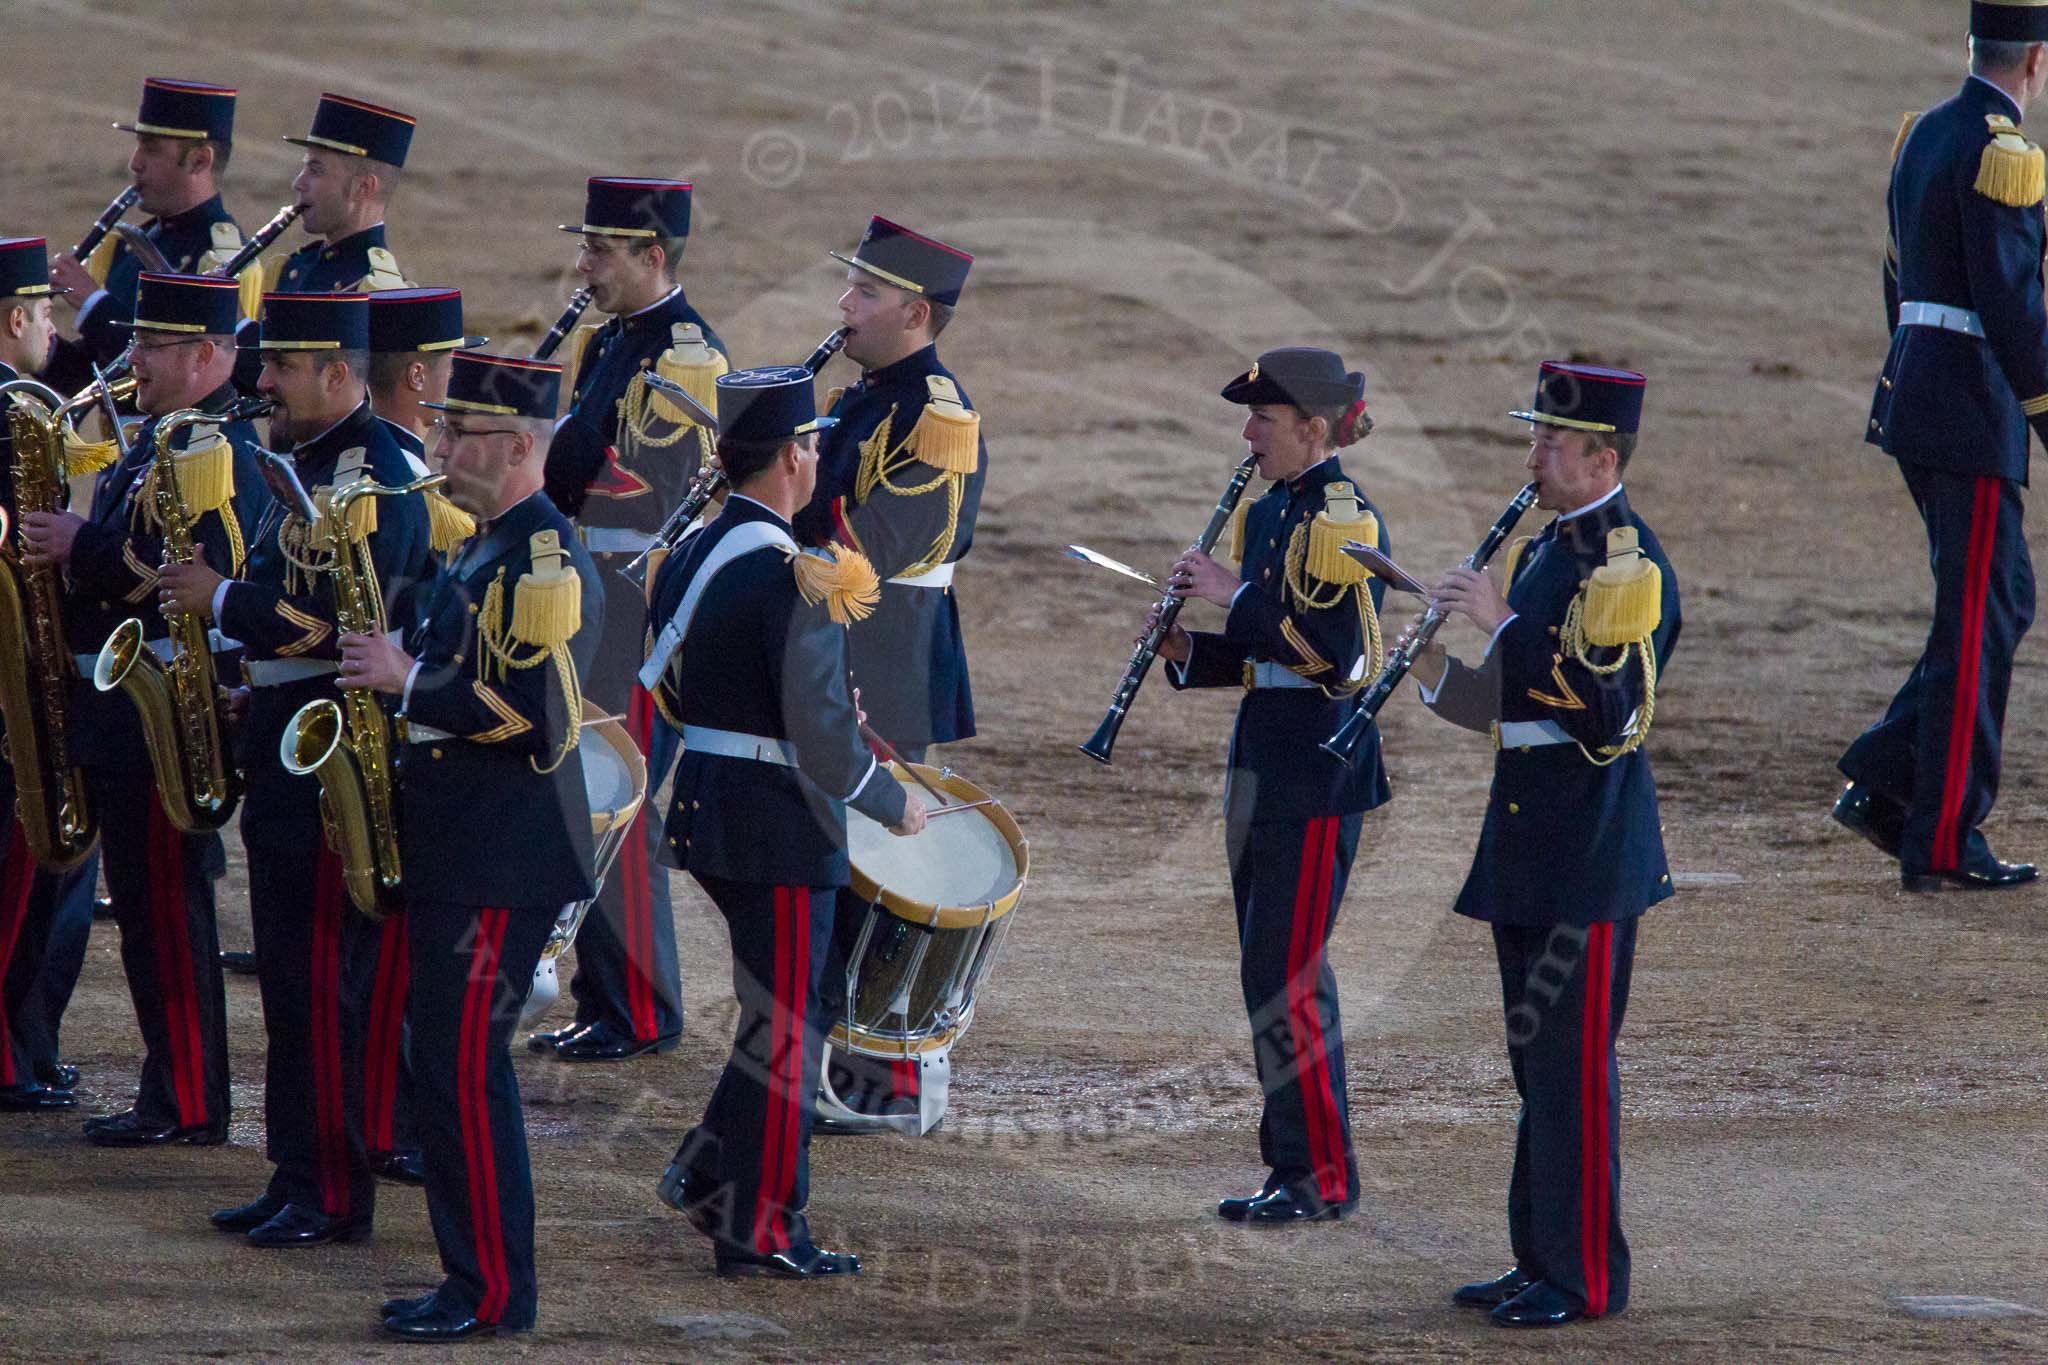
[1147,347,1387,1224]
[0,237,97,1115]
[157,292,432,1245]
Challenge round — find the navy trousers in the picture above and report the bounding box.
[1840,462,2034,873]
[0,780,96,1089]
[89,763,229,1129]
[1226,812,1362,1211]
[408,899,551,1328]
[670,876,833,1261]
[1492,917,1636,1318]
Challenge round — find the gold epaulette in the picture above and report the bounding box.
[1501,533,1534,588]
[1976,114,2046,208]
[62,429,120,477]
[824,384,847,412]
[793,544,881,625]
[1224,498,1249,565]
[509,529,582,648]
[425,489,476,554]
[1580,526,1662,647]
[1891,110,1922,164]
[648,323,726,428]
[197,220,243,275]
[906,375,980,473]
[1302,482,1375,587]
[563,321,604,386]
[167,433,236,516]
[84,234,117,289]
[361,246,407,291]
[313,448,376,542]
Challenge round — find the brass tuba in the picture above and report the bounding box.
[93,405,264,831]
[0,379,102,868]
[280,472,443,919]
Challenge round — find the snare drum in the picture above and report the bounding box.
[519,711,648,1029]
[832,762,1028,1059]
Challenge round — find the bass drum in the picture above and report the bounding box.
[518,710,648,1030]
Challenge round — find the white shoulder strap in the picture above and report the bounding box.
[636,520,796,691]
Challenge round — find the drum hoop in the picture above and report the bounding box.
[581,705,648,837]
[829,1019,962,1057]
[847,761,1029,931]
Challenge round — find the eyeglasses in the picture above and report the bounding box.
[131,337,208,355]
[427,418,520,440]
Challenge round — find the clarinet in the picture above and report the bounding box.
[72,186,141,261]
[213,203,304,280]
[533,288,592,361]
[1079,452,1260,765]
[1321,482,1539,763]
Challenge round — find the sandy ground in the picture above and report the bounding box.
[4,0,2048,1359]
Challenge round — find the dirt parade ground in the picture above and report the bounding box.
[6,0,2048,1359]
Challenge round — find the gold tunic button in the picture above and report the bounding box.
[431,747,444,759]
[1660,873,1670,883]
[467,603,479,614]
[1881,377,1893,389]
[1869,418,1880,430]
[1507,802,1520,814]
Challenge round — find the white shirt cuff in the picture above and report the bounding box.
[210,580,234,625]
[1228,582,1249,608]
[399,660,424,713]
[845,752,878,805]
[1481,613,1519,661]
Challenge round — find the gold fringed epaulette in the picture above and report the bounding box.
[793,544,881,625]
[84,234,116,289]
[361,246,407,291]
[198,221,243,275]
[1302,482,1376,587]
[1224,498,1249,565]
[62,428,119,477]
[907,375,980,474]
[1976,114,2046,208]
[824,384,847,413]
[510,529,582,648]
[1580,526,1662,647]
[1891,111,1922,164]
[1501,534,1534,588]
[169,434,236,516]
[649,323,726,428]
[310,486,378,544]
[425,490,476,554]
[563,321,604,387]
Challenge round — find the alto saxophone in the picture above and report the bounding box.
[280,472,444,919]
[94,406,262,832]
[0,379,101,869]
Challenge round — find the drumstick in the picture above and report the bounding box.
[922,798,994,819]
[859,722,952,808]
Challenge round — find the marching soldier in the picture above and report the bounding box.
[796,215,986,1127]
[0,237,97,1113]
[1836,6,2048,891]
[157,292,431,1244]
[530,177,723,1063]
[367,287,483,468]
[1416,362,1679,1328]
[339,350,599,1340]
[647,365,923,1278]
[1151,347,1386,1223]
[45,77,243,394]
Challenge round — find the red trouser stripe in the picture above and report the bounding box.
[1578,922,1614,1318]
[148,800,207,1126]
[459,908,511,1321]
[1286,817,1347,1205]
[621,686,657,1042]
[1932,476,2000,872]
[310,848,348,1215]
[363,913,409,1151]
[0,819,35,1086]
[753,887,800,1255]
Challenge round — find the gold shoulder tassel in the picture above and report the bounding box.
[171,434,236,515]
[1501,534,1534,588]
[425,490,476,555]
[563,320,604,385]
[510,528,583,648]
[1891,111,1922,164]
[1976,114,2046,207]
[1225,498,1249,565]
[1580,526,1662,647]
[793,544,881,625]
[1303,482,1376,586]
[62,429,120,477]
[649,323,727,428]
[84,235,117,289]
[907,375,981,473]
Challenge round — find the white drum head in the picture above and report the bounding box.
[846,802,1018,914]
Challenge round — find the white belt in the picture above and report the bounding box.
[1496,719,1576,748]
[246,657,340,686]
[403,720,455,744]
[75,629,236,673]
[888,561,955,588]
[1898,301,1985,339]
[582,527,657,555]
[1246,660,1319,689]
[682,724,796,768]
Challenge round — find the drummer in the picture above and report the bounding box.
[643,364,923,1278]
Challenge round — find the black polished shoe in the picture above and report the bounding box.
[715,1245,861,1279]
[553,1019,681,1063]
[91,895,115,921]
[526,1021,589,1054]
[1902,859,2039,893]
[1216,1183,1282,1221]
[1237,1188,1347,1224]
[1453,1266,1536,1308]
[35,1062,79,1090]
[218,949,258,975]
[1831,782,1905,860]
[246,1203,371,1248]
[0,1083,75,1112]
[382,1304,527,1341]
[380,1290,440,1322]
[210,1191,287,1232]
[655,1159,719,1238]
[1491,1280,1590,1328]
[370,1150,427,1185]
[85,1110,226,1146]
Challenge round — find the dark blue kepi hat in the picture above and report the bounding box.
[420,351,562,420]
[367,287,486,354]
[1973,0,2048,40]
[830,216,973,307]
[124,272,240,335]
[285,93,416,166]
[715,365,838,446]
[560,177,692,239]
[1221,347,1364,409]
[113,77,236,144]
[0,238,53,298]
[246,292,369,352]
[1511,361,1647,435]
